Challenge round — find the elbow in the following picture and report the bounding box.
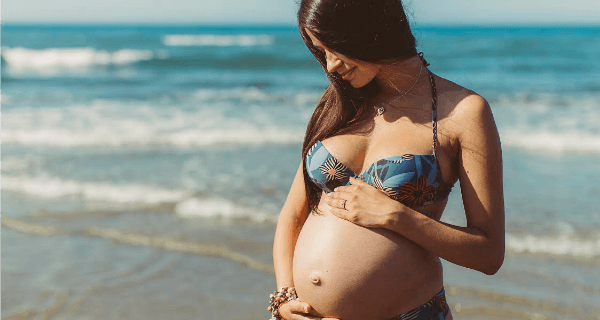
[480,249,504,275]
[481,261,502,275]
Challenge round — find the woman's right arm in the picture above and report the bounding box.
[273,162,310,288]
[274,163,338,320]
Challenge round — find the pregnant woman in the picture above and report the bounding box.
[271,0,505,319]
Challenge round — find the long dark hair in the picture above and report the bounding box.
[298,0,419,212]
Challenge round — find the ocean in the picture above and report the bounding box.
[1,24,599,320]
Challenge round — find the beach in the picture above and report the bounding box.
[2,25,600,319]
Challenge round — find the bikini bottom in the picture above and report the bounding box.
[387,288,449,320]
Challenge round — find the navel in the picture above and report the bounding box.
[309,271,322,285]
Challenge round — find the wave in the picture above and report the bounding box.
[175,197,275,222]
[2,123,303,147]
[506,232,600,258]
[163,34,274,47]
[1,216,274,274]
[4,174,600,256]
[1,47,155,71]
[193,87,275,102]
[192,87,321,103]
[2,176,188,205]
[136,53,314,70]
[3,175,276,223]
[442,285,596,320]
[1,157,30,172]
[1,46,315,73]
[501,130,600,154]
[0,93,11,104]
[5,92,600,152]
[496,94,600,155]
[1,98,307,147]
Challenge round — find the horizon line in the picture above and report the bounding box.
[3,21,600,28]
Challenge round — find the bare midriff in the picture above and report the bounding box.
[293,199,446,320]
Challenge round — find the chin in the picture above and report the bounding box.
[348,79,368,88]
[348,78,375,89]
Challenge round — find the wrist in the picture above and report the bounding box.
[268,286,298,320]
[383,201,405,229]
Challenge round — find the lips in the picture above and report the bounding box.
[339,68,354,80]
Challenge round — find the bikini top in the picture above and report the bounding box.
[305,73,453,208]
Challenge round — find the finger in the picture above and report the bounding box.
[283,301,340,320]
[286,300,312,314]
[327,187,352,200]
[327,205,351,221]
[289,312,340,320]
[332,184,353,192]
[326,198,344,209]
[324,194,352,211]
[348,176,370,186]
[329,191,358,211]
[297,316,340,320]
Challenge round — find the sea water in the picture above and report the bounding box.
[2,24,599,319]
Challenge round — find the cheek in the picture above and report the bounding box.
[351,68,378,87]
[366,69,378,80]
[357,65,377,79]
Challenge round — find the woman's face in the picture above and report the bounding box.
[305,29,378,88]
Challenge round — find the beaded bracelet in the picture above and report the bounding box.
[267,286,298,320]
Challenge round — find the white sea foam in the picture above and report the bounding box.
[496,94,600,155]
[293,92,322,105]
[0,93,11,104]
[163,34,274,47]
[2,47,154,72]
[2,118,303,147]
[193,87,273,102]
[2,175,275,222]
[192,88,321,105]
[1,157,32,172]
[1,99,305,147]
[501,130,600,154]
[2,176,187,205]
[506,232,600,258]
[175,197,275,222]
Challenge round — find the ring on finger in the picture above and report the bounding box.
[341,199,346,210]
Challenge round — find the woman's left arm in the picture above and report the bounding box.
[327,95,505,275]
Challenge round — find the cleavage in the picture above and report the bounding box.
[322,131,432,174]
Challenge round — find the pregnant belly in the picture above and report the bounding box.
[293,208,443,320]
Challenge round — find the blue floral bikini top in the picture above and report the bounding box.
[305,73,453,208]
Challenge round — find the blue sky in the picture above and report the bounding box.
[2,0,599,25]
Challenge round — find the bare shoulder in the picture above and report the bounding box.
[433,75,496,140]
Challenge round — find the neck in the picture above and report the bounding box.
[373,56,429,100]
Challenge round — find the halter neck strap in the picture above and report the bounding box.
[428,71,439,159]
[418,52,430,67]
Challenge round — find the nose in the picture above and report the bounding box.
[325,51,342,73]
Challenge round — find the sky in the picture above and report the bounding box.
[2,0,599,25]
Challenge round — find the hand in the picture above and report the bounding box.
[324,177,403,228]
[278,300,340,320]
